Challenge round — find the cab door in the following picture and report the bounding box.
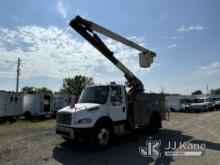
[109,86,126,121]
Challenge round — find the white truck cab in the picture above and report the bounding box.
[189,97,213,112]
[56,85,127,146]
[210,95,220,110]
[57,85,126,128]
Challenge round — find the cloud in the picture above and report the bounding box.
[170,36,178,40]
[195,62,220,76]
[160,13,168,21]
[0,26,155,87]
[10,15,19,21]
[168,44,178,49]
[56,0,67,18]
[176,25,205,32]
[163,36,168,40]
[163,35,183,41]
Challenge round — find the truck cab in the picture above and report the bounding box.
[210,96,220,110]
[189,97,213,112]
[56,84,128,146]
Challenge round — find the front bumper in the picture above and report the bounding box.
[56,125,74,138]
[56,125,93,140]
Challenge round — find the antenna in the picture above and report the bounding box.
[16,57,21,93]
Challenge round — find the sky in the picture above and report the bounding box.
[0,0,220,94]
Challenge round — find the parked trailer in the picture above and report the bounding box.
[52,95,75,114]
[23,94,52,119]
[0,91,23,119]
[165,95,182,112]
[165,95,193,112]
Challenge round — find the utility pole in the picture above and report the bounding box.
[206,84,209,95]
[16,57,21,93]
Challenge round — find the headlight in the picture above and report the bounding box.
[76,118,92,124]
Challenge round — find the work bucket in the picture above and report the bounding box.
[139,53,153,68]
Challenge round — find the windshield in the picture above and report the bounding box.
[198,99,205,103]
[212,98,220,101]
[79,86,109,104]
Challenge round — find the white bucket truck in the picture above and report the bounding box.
[56,16,167,148]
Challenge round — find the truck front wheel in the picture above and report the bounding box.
[92,125,111,149]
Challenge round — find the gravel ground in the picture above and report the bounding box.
[0,112,220,165]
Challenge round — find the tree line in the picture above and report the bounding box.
[191,89,220,95]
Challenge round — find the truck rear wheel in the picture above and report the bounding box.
[148,113,161,134]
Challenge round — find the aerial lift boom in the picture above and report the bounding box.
[69,15,156,95]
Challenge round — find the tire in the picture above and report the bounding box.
[8,117,16,123]
[24,111,32,120]
[148,114,161,134]
[92,125,111,149]
[209,107,214,111]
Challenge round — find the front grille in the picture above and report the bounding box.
[57,112,72,125]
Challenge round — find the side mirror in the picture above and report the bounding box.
[70,96,75,107]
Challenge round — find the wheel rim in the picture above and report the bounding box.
[97,128,110,146]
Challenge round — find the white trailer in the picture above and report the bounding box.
[165,95,182,112]
[0,91,23,119]
[165,95,195,112]
[23,93,53,119]
[52,95,75,114]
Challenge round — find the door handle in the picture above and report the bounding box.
[123,106,125,112]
